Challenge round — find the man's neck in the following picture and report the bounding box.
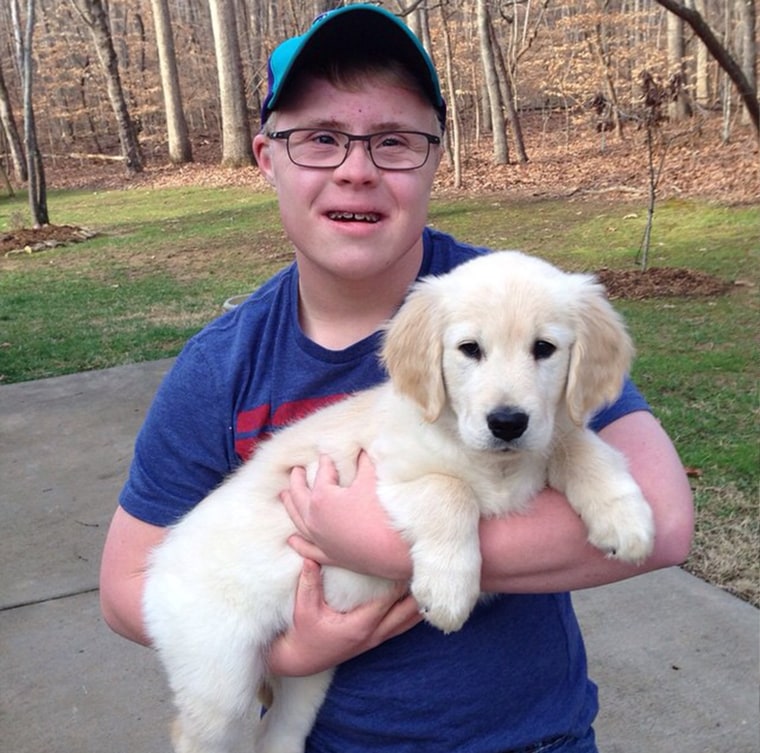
[296,250,423,351]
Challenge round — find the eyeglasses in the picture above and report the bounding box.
[267,128,441,171]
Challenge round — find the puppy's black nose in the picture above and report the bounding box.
[487,408,529,441]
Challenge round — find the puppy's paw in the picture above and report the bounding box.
[411,568,480,634]
[586,491,655,564]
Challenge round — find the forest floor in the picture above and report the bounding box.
[3,112,758,300]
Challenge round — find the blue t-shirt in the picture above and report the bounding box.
[121,227,649,752]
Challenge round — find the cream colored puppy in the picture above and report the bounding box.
[144,251,654,753]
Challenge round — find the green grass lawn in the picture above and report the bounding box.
[1,186,758,603]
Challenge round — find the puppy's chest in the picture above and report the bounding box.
[467,459,547,517]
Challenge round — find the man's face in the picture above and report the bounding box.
[254,74,442,285]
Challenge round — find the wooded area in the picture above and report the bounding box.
[0,0,757,199]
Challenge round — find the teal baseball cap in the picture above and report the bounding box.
[261,4,446,128]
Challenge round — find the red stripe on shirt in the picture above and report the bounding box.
[235,393,349,461]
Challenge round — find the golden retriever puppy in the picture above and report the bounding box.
[144,251,654,753]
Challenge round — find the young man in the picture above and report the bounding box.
[100,6,693,752]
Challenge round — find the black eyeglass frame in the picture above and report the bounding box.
[266,128,442,171]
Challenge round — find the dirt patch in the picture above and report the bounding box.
[596,266,732,299]
[1,224,97,256]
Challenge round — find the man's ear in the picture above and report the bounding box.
[253,133,276,186]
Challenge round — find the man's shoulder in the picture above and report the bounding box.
[157,262,298,405]
[189,263,296,350]
[422,227,490,276]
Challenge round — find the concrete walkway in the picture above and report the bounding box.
[1,360,757,752]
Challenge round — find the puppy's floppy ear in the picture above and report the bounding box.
[380,281,446,422]
[566,277,635,425]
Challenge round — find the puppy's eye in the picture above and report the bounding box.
[533,340,556,360]
[458,341,483,360]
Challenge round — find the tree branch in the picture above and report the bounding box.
[654,0,758,133]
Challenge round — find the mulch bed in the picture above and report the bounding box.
[596,266,732,299]
[1,224,97,255]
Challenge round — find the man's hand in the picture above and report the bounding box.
[280,452,412,581]
[266,558,421,676]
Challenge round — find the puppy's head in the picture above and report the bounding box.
[381,252,634,443]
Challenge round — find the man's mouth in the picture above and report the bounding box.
[327,211,381,223]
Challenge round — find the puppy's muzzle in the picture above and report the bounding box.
[487,407,529,442]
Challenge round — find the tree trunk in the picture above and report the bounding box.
[476,0,508,164]
[22,0,48,227]
[491,21,527,163]
[692,0,710,106]
[735,0,757,126]
[0,58,27,181]
[438,2,462,187]
[70,0,143,173]
[666,7,691,120]
[149,0,192,164]
[0,161,12,197]
[208,0,253,168]
[591,18,625,140]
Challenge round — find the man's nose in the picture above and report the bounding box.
[335,139,380,176]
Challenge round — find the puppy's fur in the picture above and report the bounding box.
[144,251,654,753]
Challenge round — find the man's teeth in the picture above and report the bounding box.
[328,211,380,222]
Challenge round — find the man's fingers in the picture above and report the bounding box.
[369,593,423,645]
[355,450,373,472]
[316,454,340,487]
[293,558,323,610]
[287,534,332,565]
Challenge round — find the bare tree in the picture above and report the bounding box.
[666,5,691,120]
[691,0,710,106]
[438,1,462,187]
[150,0,192,164]
[498,0,549,162]
[0,58,27,181]
[490,18,527,163]
[654,0,759,134]
[636,70,679,271]
[735,0,757,126]
[587,14,625,139]
[21,0,48,226]
[208,0,253,167]
[477,0,509,164]
[70,0,144,172]
[0,161,12,196]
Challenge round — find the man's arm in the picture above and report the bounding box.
[100,506,167,646]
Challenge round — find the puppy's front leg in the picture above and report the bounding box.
[550,429,654,564]
[381,475,481,634]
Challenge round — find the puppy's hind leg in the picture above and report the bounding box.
[171,706,247,753]
[167,644,264,753]
[255,671,334,753]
